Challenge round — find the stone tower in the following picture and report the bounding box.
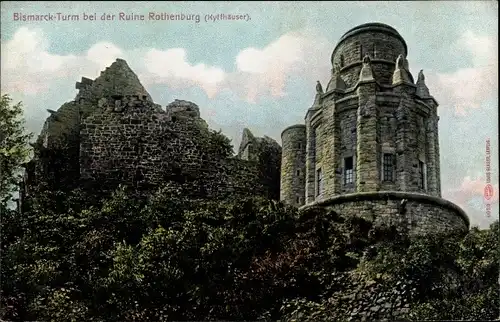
[280,23,469,235]
[281,125,306,204]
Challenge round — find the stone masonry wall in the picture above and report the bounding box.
[27,101,101,191]
[379,105,398,191]
[356,82,381,192]
[294,85,440,207]
[305,110,318,204]
[79,97,269,198]
[238,128,258,161]
[80,99,196,185]
[299,90,436,201]
[392,84,433,194]
[257,136,282,200]
[217,158,266,198]
[338,107,358,194]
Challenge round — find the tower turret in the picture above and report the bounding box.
[329,22,408,88]
[280,125,306,206]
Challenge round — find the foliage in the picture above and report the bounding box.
[202,128,234,159]
[280,222,500,321]
[0,94,33,203]
[1,186,297,320]
[3,182,498,321]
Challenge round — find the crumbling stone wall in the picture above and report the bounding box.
[237,128,282,200]
[81,97,178,186]
[24,58,280,202]
[75,59,153,105]
[25,101,99,190]
[238,128,259,162]
[79,97,269,198]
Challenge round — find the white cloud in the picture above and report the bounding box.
[139,30,331,103]
[1,26,332,104]
[425,30,498,115]
[229,31,331,103]
[86,42,124,70]
[236,33,305,74]
[0,27,122,95]
[0,27,227,100]
[1,27,80,94]
[141,48,225,98]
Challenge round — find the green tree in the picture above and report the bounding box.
[0,94,32,204]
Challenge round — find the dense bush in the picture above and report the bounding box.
[1,185,498,321]
[280,221,499,321]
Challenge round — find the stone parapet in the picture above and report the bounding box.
[300,191,469,235]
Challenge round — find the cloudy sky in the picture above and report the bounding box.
[1,1,498,227]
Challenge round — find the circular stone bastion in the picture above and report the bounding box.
[300,191,470,236]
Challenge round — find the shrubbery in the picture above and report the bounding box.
[1,185,498,321]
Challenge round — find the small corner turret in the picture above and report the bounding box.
[392,54,414,85]
[358,55,375,83]
[416,69,430,98]
[326,63,347,93]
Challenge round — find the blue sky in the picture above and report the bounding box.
[1,1,498,227]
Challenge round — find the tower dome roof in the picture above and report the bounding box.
[331,22,408,64]
[338,23,404,43]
